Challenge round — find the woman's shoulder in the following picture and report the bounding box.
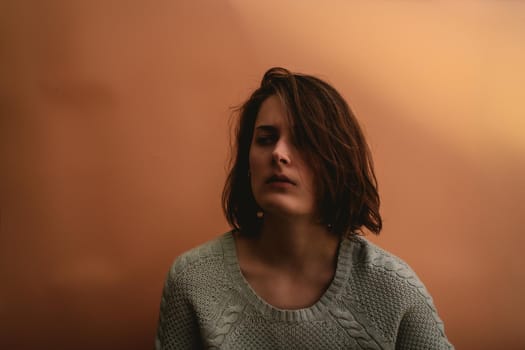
[342,235,452,348]
[346,234,427,291]
[166,231,232,281]
[344,235,442,332]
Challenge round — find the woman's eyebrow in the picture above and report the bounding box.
[254,125,278,133]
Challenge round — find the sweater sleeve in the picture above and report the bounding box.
[395,290,454,350]
[155,261,202,350]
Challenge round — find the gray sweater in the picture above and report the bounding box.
[155,231,453,349]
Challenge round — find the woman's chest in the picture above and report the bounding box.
[241,268,334,310]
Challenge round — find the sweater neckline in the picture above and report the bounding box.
[221,230,353,321]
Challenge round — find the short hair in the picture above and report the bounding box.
[222,67,382,237]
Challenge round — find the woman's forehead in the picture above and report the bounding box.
[254,95,291,129]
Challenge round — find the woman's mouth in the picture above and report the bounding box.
[266,174,296,185]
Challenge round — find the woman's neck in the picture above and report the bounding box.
[248,214,340,272]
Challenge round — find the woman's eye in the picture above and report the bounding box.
[256,135,276,145]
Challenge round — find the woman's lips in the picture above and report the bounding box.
[266,174,296,185]
[266,180,295,190]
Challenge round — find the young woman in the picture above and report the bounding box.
[155,67,453,349]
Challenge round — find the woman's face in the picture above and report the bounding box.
[249,95,317,219]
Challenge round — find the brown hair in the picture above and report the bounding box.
[222,67,381,236]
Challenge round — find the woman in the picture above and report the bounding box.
[155,67,453,349]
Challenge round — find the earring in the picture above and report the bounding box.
[256,211,264,219]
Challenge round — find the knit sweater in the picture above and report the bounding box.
[155,231,453,349]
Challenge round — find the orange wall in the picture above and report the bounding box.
[1,1,524,349]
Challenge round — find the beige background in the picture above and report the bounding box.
[1,1,524,349]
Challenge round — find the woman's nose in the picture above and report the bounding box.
[272,142,291,165]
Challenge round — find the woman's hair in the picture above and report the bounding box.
[222,67,382,237]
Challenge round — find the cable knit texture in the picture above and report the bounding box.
[155,231,453,349]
